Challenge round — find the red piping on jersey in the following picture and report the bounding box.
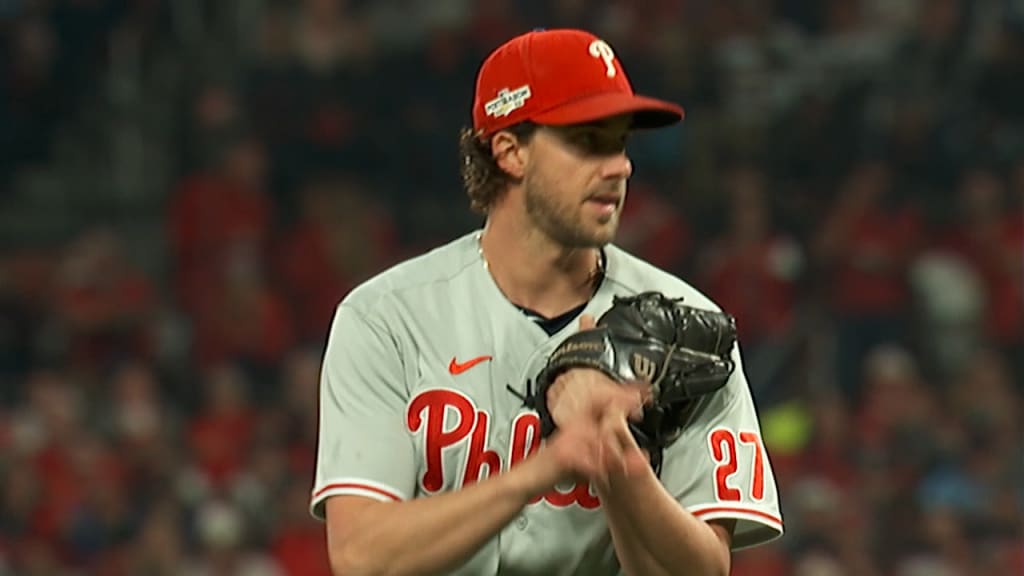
[692,506,782,526]
[313,482,402,502]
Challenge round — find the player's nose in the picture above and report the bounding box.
[600,152,632,180]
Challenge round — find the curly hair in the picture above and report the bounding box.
[458,122,538,214]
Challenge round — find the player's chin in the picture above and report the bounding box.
[594,210,619,226]
[593,206,621,227]
[584,216,619,246]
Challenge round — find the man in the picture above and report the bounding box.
[310,28,783,576]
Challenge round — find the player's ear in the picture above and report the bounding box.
[491,130,527,179]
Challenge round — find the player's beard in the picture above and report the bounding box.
[523,167,622,248]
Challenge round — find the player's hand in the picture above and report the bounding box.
[526,414,648,495]
[594,408,651,488]
[515,411,650,499]
[545,315,650,432]
[541,315,652,488]
[541,421,606,484]
[509,419,605,499]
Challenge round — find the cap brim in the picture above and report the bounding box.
[530,92,684,129]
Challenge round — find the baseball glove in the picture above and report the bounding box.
[529,291,738,473]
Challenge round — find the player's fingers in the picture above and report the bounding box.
[590,467,611,494]
[549,423,599,484]
[582,430,609,486]
[552,370,642,427]
[578,314,597,331]
[547,378,562,405]
[559,373,619,421]
[598,412,628,476]
[610,418,650,477]
[613,415,640,450]
[623,379,653,405]
[547,376,587,427]
[628,398,644,422]
[606,386,645,422]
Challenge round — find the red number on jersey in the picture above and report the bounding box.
[709,429,741,500]
[739,431,765,501]
[708,428,766,502]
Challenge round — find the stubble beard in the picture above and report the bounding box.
[523,168,620,249]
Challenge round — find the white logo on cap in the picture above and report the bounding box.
[484,85,532,118]
[589,40,616,78]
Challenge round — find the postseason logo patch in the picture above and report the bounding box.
[485,85,532,118]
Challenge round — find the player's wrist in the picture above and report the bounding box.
[599,457,656,500]
[500,462,548,506]
[507,449,571,503]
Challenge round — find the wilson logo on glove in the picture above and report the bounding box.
[631,353,658,382]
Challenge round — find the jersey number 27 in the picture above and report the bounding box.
[708,428,766,502]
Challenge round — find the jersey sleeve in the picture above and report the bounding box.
[309,302,417,520]
[657,342,784,549]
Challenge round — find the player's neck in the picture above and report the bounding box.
[478,218,603,319]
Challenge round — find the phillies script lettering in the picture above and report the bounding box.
[406,389,600,509]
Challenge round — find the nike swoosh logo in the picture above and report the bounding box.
[449,355,493,375]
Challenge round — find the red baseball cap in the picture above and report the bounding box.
[472,28,685,138]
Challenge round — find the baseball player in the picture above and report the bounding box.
[310,28,783,576]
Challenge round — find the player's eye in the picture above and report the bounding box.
[564,129,628,155]
[574,132,597,150]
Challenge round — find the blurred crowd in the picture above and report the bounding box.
[1,0,1022,575]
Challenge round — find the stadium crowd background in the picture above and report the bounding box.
[1,0,1021,574]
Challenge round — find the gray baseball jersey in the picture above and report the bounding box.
[310,230,783,575]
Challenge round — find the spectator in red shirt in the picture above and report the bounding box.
[187,364,259,491]
[168,130,273,316]
[99,361,185,506]
[815,161,924,399]
[795,392,858,492]
[937,168,1023,348]
[276,175,400,345]
[270,479,332,576]
[697,166,802,397]
[699,167,801,343]
[20,370,89,547]
[855,345,938,462]
[193,243,295,376]
[62,434,134,569]
[52,228,156,374]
